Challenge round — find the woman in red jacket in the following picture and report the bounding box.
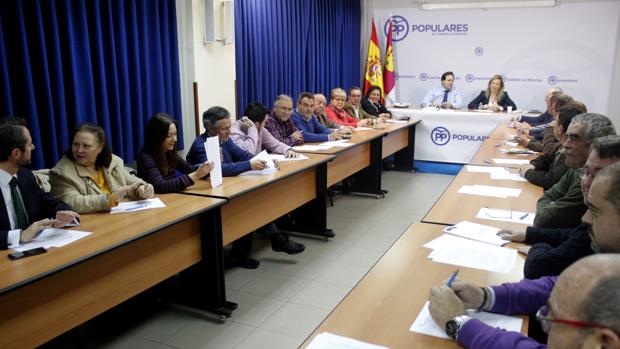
[325,88,370,127]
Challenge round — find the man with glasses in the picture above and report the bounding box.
[343,87,374,120]
[499,135,620,279]
[428,253,620,348]
[534,113,615,228]
[264,95,304,146]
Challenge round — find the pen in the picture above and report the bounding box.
[519,212,529,220]
[126,203,148,211]
[447,269,460,287]
[494,143,502,147]
[483,159,493,164]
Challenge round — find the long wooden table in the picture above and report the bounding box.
[469,123,538,166]
[0,193,226,349]
[301,223,527,348]
[381,119,420,171]
[182,153,335,242]
[422,166,543,229]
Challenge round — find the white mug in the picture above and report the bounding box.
[507,106,513,113]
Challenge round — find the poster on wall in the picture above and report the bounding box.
[374,2,620,114]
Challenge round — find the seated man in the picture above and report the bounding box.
[428,254,620,349]
[291,92,341,142]
[429,163,620,348]
[520,102,586,190]
[343,87,375,120]
[231,102,298,158]
[500,135,620,279]
[534,113,615,228]
[512,87,563,127]
[186,107,304,268]
[314,93,342,130]
[0,120,79,249]
[263,95,304,146]
[516,93,573,152]
[420,71,463,109]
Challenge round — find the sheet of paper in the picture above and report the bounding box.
[320,140,354,148]
[499,148,535,155]
[428,240,517,273]
[490,172,528,182]
[204,136,223,188]
[410,302,523,339]
[457,185,519,198]
[269,153,309,161]
[465,165,510,174]
[306,332,389,349]
[354,127,373,131]
[293,145,333,151]
[423,234,471,250]
[443,221,507,246]
[476,207,535,225]
[505,141,518,147]
[386,119,407,124]
[473,185,521,197]
[492,158,531,165]
[239,168,278,176]
[252,150,276,168]
[110,198,166,214]
[14,228,92,251]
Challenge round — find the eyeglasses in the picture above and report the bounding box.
[536,305,608,333]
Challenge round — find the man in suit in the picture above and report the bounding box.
[344,87,374,120]
[0,121,78,249]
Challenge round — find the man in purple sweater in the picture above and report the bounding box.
[428,163,620,348]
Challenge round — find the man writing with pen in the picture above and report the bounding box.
[0,118,79,249]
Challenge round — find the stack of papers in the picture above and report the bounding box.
[492,158,531,165]
[443,221,507,246]
[410,302,523,339]
[15,228,92,252]
[476,207,535,225]
[458,185,521,198]
[426,237,517,273]
[269,153,309,161]
[306,333,389,349]
[111,198,166,214]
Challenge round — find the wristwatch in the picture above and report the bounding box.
[445,315,472,340]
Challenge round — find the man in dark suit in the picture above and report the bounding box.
[0,121,79,249]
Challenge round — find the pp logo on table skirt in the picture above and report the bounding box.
[431,126,451,146]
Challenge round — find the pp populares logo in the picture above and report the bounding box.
[548,75,558,85]
[419,73,429,81]
[465,74,474,83]
[385,16,409,42]
[475,47,484,56]
[431,126,451,146]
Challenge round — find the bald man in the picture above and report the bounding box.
[428,254,620,348]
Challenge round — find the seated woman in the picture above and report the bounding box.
[361,85,392,119]
[137,113,213,194]
[467,74,517,111]
[50,123,154,213]
[325,88,370,127]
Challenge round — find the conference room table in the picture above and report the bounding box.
[182,152,336,241]
[0,193,226,349]
[469,123,539,166]
[301,222,527,349]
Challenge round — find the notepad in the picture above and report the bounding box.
[306,333,389,349]
[110,198,166,214]
[14,228,92,252]
[443,221,507,246]
[410,302,523,339]
[476,207,535,225]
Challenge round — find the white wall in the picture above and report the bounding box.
[176,0,237,151]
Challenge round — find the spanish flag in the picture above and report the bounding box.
[383,17,395,105]
[363,20,383,97]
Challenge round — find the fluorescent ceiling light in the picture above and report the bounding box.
[420,0,558,10]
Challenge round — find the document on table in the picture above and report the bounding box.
[505,141,518,147]
[492,158,530,165]
[306,332,390,349]
[465,165,510,174]
[293,144,333,151]
[204,136,223,188]
[240,150,278,176]
[427,238,517,273]
[111,198,166,214]
[410,302,523,339]
[490,171,528,182]
[458,185,521,198]
[354,127,373,131]
[443,221,507,246]
[320,140,354,148]
[499,148,535,155]
[476,207,535,225]
[269,153,309,161]
[14,228,92,252]
[386,119,407,123]
[423,233,471,250]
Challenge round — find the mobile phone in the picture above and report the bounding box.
[8,247,48,260]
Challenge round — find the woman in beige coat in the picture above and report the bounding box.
[50,123,154,213]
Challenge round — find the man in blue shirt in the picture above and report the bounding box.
[420,71,463,109]
[291,92,341,143]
